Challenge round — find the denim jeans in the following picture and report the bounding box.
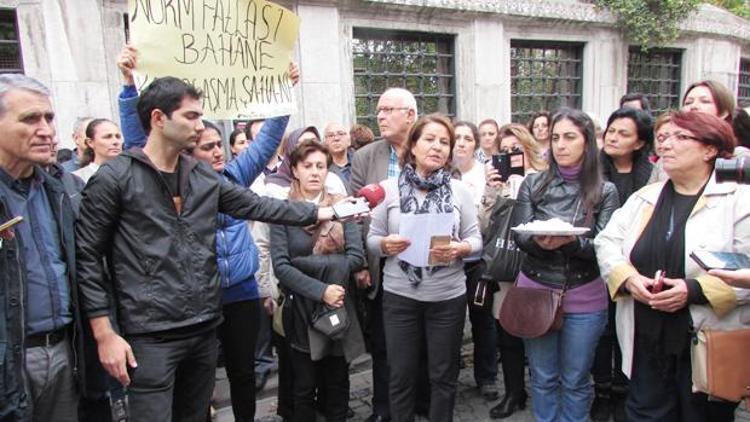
[524,310,607,422]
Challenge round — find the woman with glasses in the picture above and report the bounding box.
[511,109,619,422]
[595,110,750,422]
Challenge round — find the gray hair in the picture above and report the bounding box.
[0,74,51,117]
[72,116,94,136]
[382,87,419,119]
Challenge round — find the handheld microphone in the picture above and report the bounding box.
[356,183,386,209]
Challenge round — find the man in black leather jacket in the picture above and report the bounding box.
[76,76,337,422]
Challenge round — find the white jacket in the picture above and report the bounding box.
[594,175,750,378]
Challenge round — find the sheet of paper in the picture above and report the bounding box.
[398,212,453,267]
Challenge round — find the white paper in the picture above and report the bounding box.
[398,212,454,267]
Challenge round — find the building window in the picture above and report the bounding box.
[0,9,22,74]
[352,28,455,132]
[738,58,750,106]
[627,47,682,114]
[510,40,583,124]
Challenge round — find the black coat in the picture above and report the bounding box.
[512,171,619,288]
[0,167,87,420]
[76,149,318,335]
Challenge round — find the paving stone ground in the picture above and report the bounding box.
[212,342,750,422]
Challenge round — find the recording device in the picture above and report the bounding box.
[491,148,525,182]
[690,250,750,271]
[651,270,666,293]
[108,387,129,422]
[332,183,386,220]
[715,157,750,184]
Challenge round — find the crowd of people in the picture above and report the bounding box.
[1,41,749,422]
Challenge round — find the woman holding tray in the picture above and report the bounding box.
[511,108,619,422]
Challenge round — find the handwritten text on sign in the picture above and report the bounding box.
[129,0,300,120]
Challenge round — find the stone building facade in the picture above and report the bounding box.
[3,0,749,148]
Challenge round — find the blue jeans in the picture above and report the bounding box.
[524,310,607,422]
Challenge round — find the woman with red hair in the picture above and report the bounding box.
[595,111,750,422]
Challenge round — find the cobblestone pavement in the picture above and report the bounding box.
[212,342,750,422]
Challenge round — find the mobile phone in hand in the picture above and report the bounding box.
[652,270,665,293]
[0,216,23,232]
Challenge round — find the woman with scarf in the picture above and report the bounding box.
[253,126,349,420]
[511,108,619,422]
[595,110,750,422]
[367,114,482,422]
[270,139,366,422]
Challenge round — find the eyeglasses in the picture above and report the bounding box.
[376,106,409,115]
[656,132,700,144]
[325,131,347,139]
[198,141,223,152]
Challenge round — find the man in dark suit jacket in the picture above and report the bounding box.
[351,88,419,422]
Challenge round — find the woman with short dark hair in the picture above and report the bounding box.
[591,107,654,421]
[596,110,750,422]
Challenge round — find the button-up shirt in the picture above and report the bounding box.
[0,168,72,334]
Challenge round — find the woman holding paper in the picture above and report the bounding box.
[511,108,619,422]
[594,110,750,422]
[367,114,482,422]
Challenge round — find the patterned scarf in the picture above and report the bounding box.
[397,163,454,285]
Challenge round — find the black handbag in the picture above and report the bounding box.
[311,304,351,340]
[481,197,524,282]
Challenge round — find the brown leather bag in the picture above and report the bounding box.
[691,328,750,408]
[497,284,564,338]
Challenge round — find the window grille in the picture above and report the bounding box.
[0,9,22,74]
[353,28,455,133]
[738,58,750,106]
[627,47,682,114]
[510,40,583,123]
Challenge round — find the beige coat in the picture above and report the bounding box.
[594,175,750,378]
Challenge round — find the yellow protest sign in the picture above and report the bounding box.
[128,0,300,120]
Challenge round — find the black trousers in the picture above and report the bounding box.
[591,299,628,392]
[370,284,392,419]
[290,349,349,422]
[465,262,498,387]
[496,320,526,395]
[217,299,261,422]
[383,292,466,422]
[626,337,737,422]
[126,329,218,422]
[274,331,294,420]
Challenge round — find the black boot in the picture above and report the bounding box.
[489,391,527,419]
[590,388,612,422]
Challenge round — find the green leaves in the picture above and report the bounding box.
[595,0,701,51]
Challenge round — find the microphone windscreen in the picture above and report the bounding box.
[357,183,386,209]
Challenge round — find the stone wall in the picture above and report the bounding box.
[6,0,750,148]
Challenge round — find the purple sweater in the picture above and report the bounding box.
[515,163,608,313]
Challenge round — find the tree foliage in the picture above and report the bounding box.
[595,0,702,51]
[706,0,750,19]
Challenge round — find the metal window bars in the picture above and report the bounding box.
[627,47,682,115]
[353,28,456,133]
[510,40,584,124]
